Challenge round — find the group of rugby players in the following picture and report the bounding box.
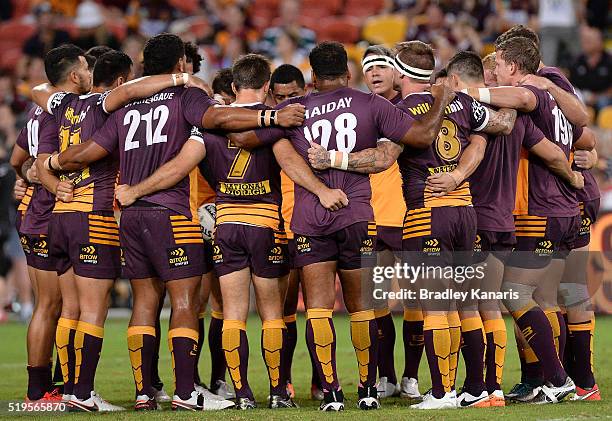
[9,22,600,412]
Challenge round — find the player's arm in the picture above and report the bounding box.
[573,126,596,151]
[308,140,402,174]
[464,86,537,112]
[31,83,60,111]
[201,103,305,131]
[519,74,589,127]
[273,139,348,211]
[46,140,110,172]
[35,153,74,202]
[115,138,207,207]
[481,108,516,135]
[103,73,210,113]
[9,144,30,180]
[426,134,487,196]
[529,139,583,189]
[396,82,456,148]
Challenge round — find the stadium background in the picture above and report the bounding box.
[0,0,610,322]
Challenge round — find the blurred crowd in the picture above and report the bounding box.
[0,0,610,319]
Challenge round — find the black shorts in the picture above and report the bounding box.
[472,230,516,264]
[292,221,377,270]
[506,214,580,269]
[574,199,600,249]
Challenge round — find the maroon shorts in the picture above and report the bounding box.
[18,233,56,271]
[506,214,580,269]
[48,211,121,279]
[472,230,516,264]
[120,207,209,282]
[287,237,297,270]
[376,225,403,252]
[574,199,600,249]
[213,223,289,278]
[402,207,476,266]
[292,221,377,270]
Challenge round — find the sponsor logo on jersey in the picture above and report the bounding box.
[219,180,271,196]
[167,247,189,268]
[79,244,98,264]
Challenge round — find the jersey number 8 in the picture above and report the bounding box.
[435,118,461,162]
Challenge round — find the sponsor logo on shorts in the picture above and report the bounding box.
[360,237,374,256]
[580,217,592,235]
[19,235,30,254]
[422,238,441,256]
[473,234,482,253]
[167,247,189,268]
[32,239,49,258]
[212,244,223,264]
[120,248,126,267]
[268,246,285,264]
[79,244,98,265]
[296,236,311,254]
[535,239,554,256]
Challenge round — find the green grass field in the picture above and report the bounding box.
[0,315,610,420]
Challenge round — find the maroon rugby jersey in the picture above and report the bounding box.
[397,92,489,210]
[199,103,283,230]
[537,66,599,203]
[256,86,414,236]
[15,105,57,234]
[470,114,545,232]
[46,91,116,213]
[92,87,215,219]
[519,85,579,216]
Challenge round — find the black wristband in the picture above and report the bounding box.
[270,110,277,125]
[259,110,266,127]
[47,155,55,171]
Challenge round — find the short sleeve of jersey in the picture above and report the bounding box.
[98,90,112,114]
[181,88,216,128]
[46,91,74,120]
[572,123,584,142]
[255,127,287,145]
[521,115,545,149]
[37,114,59,155]
[540,70,576,95]
[190,126,204,145]
[522,85,544,113]
[469,97,490,132]
[372,94,415,143]
[15,126,27,151]
[91,112,120,154]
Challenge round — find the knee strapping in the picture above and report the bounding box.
[501,282,536,313]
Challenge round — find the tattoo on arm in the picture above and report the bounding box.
[347,141,402,173]
[483,108,516,135]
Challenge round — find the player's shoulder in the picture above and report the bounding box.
[397,91,432,114]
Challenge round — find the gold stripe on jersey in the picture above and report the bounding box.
[88,214,119,246]
[216,203,280,230]
[189,170,199,224]
[53,184,94,213]
[515,215,547,238]
[403,208,432,239]
[424,181,472,208]
[369,162,406,227]
[170,214,204,245]
[17,186,34,212]
[280,171,294,239]
[273,230,288,245]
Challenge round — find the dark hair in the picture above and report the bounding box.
[85,54,96,70]
[497,36,540,75]
[44,44,85,86]
[395,40,435,79]
[93,51,133,87]
[362,44,394,60]
[495,24,539,48]
[86,46,114,60]
[446,51,484,82]
[270,64,305,90]
[212,68,233,95]
[232,54,271,90]
[309,41,348,80]
[142,33,185,76]
[434,68,447,81]
[184,41,203,74]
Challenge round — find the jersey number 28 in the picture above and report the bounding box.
[303,113,357,152]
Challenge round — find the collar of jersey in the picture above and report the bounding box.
[229,101,262,107]
[403,91,431,99]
